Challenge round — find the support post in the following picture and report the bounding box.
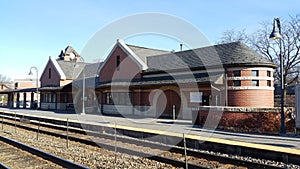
[183,133,188,169]
[66,118,69,148]
[173,105,176,121]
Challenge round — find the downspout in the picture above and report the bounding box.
[210,84,220,106]
[225,68,228,106]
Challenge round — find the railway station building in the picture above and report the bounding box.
[88,40,277,120]
[1,40,278,121]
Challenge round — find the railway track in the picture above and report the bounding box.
[0,111,292,169]
[0,134,88,169]
[0,137,61,169]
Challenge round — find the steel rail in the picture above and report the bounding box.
[0,135,89,169]
[0,162,10,169]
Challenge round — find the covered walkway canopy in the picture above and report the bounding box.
[0,88,38,108]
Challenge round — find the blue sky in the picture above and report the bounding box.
[0,0,299,80]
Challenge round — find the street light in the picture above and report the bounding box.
[82,71,86,115]
[269,18,286,135]
[28,66,39,110]
[72,56,86,115]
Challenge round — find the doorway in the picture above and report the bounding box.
[156,90,181,118]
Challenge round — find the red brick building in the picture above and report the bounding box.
[1,40,277,122]
[78,40,277,119]
[38,45,86,110]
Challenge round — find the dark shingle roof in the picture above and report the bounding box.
[78,62,103,78]
[146,41,277,72]
[127,44,169,63]
[56,60,86,79]
[97,73,222,88]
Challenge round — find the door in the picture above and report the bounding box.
[156,90,181,118]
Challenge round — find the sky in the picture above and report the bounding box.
[0,0,299,80]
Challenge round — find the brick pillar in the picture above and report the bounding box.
[7,93,11,108]
[30,92,34,108]
[11,93,15,108]
[16,93,20,108]
[23,93,27,108]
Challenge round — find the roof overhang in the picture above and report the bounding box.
[0,88,38,94]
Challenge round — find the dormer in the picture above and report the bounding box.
[58,45,81,61]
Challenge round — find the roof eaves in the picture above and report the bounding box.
[118,39,148,70]
[50,57,67,80]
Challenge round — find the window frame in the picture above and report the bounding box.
[267,80,271,87]
[233,70,241,77]
[233,80,241,86]
[251,70,259,77]
[267,71,271,77]
[252,80,259,86]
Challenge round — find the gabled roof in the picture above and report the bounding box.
[41,56,86,81]
[56,60,86,79]
[64,45,80,56]
[126,44,169,63]
[145,41,277,72]
[98,39,149,73]
[58,45,80,60]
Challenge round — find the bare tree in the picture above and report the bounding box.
[218,29,249,44]
[218,15,300,87]
[0,74,11,84]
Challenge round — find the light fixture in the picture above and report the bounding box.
[269,18,282,40]
[269,17,286,135]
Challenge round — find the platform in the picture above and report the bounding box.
[1,107,300,156]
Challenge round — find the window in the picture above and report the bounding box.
[252,80,259,86]
[64,94,68,103]
[252,70,259,77]
[116,55,120,71]
[233,80,241,86]
[106,92,113,104]
[45,93,48,102]
[48,68,51,79]
[51,93,56,103]
[48,93,52,102]
[40,93,44,102]
[233,70,241,77]
[105,92,132,105]
[190,92,203,103]
[267,71,271,77]
[267,80,271,87]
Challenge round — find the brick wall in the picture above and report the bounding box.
[196,106,295,133]
[227,68,274,107]
[40,61,60,87]
[228,90,274,107]
[99,46,141,83]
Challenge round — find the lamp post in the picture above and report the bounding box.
[28,66,39,110]
[269,18,286,135]
[82,71,86,115]
[73,56,86,115]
